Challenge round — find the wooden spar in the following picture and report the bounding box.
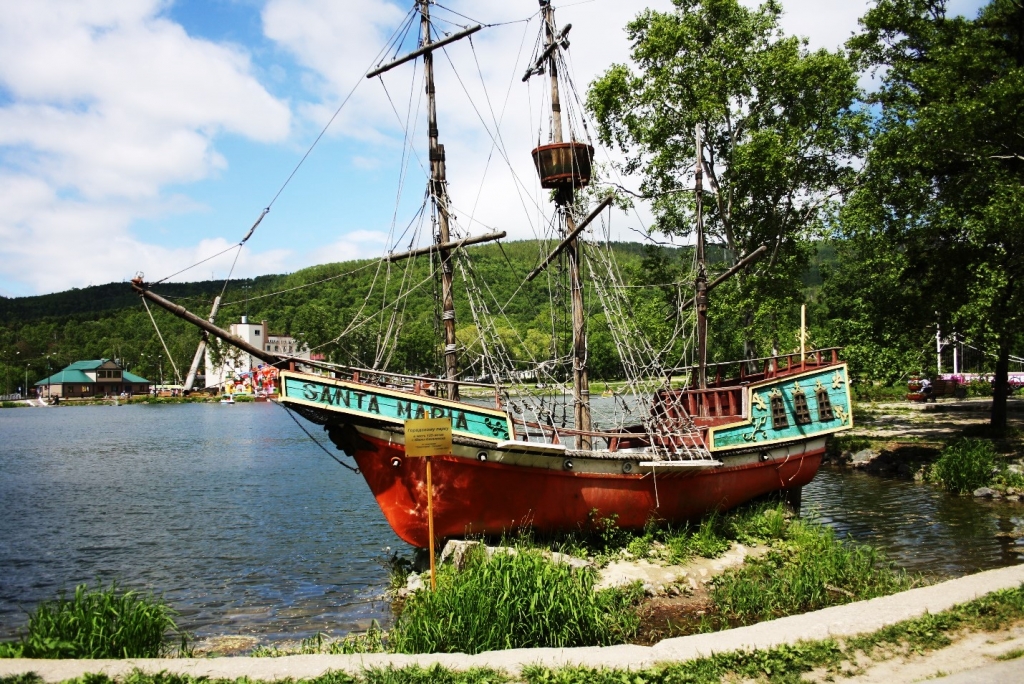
[694,124,708,390]
[525,196,614,282]
[419,0,460,402]
[130,279,279,366]
[367,24,481,79]
[671,245,769,314]
[183,295,221,392]
[520,24,570,82]
[384,231,506,263]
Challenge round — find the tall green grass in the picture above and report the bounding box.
[388,546,643,654]
[0,583,185,659]
[711,518,917,624]
[933,438,997,494]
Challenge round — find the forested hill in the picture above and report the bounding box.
[0,239,834,389]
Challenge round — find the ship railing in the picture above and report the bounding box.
[668,347,843,387]
[510,417,710,456]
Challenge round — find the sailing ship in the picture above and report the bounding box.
[132,0,853,549]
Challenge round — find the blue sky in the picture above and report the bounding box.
[0,0,987,297]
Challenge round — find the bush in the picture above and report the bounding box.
[388,547,642,654]
[933,439,997,494]
[966,379,993,397]
[2,583,184,659]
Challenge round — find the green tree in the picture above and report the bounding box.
[587,0,867,359]
[848,0,1024,428]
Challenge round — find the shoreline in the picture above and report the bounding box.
[3,565,1024,682]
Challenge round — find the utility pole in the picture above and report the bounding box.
[420,0,459,401]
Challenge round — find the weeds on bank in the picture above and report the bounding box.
[388,545,644,654]
[251,624,388,657]
[710,517,918,627]
[0,583,187,659]
[932,438,998,494]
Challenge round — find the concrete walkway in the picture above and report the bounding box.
[3,564,1024,682]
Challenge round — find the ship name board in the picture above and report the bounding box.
[281,374,511,441]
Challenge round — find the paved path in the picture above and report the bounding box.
[934,658,1024,682]
[3,564,1024,681]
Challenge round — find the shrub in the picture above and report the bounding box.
[966,379,993,397]
[388,547,642,654]
[4,583,184,659]
[933,439,997,494]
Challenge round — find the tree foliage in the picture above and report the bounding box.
[588,0,867,355]
[846,0,1024,426]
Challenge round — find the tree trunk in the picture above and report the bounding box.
[991,340,1010,431]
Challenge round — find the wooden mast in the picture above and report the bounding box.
[541,0,591,448]
[694,124,708,391]
[420,0,459,401]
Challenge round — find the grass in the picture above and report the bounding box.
[0,583,186,659]
[387,544,644,654]
[8,585,1024,684]
[932,438,998,494]
[709,517,918,627]
[252,625,387,657]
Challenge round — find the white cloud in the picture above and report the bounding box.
[0,0,292,294]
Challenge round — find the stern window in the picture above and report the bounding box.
[816,389,835,422]
[793,390,812,425]
[770,395,789,430]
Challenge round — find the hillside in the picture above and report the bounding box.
[0,240,833,390]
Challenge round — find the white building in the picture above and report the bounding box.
[205,317,311,390]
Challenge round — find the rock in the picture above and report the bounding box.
[545,550,592,570]
[974,487,998,498]
[668,585,681,596]
[394,572,425,598]
[1008,465,1023,475]
[439,540,485,570]
[1008,495,1020,502]
[851,448,877,464]
[1008,487,1018,496]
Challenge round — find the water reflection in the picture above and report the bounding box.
[805,468,1024,577]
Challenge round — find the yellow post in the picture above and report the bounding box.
[800,304,807,362]
[426,456,436,591]
[404,416,451,592]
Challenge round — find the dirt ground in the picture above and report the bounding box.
[849,397,1024,442]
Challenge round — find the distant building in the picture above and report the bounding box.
[35,359,151,399]
[205,316,313,390]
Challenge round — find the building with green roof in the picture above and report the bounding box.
[35,359,151,399]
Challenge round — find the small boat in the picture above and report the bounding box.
[220,396,235,404]
[132,0,852,549]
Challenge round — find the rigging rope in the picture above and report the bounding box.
[150,7,420,287]
[277,402,360,473]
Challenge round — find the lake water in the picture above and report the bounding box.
[1,402,1022,642]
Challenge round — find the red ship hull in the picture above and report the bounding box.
[354,433,822,548]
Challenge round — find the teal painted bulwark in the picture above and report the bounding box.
[280,373,512,442]
[710,366,852,450]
